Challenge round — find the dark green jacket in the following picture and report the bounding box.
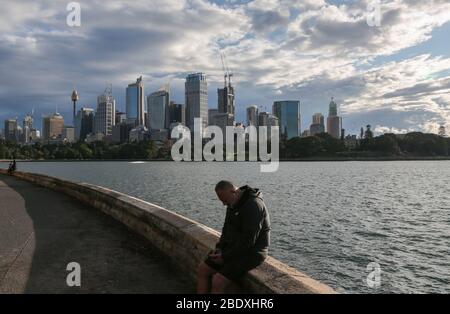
[216,185,271,261]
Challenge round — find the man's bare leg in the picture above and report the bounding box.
[211,273,232,294]
[197,262,217,294]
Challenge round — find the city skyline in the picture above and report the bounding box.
[0,1,449,135]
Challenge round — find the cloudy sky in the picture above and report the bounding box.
[1,0,449,135]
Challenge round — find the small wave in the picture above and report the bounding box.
[354,230,389,238]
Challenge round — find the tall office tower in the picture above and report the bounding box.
[168,102,185,125]
[126,76,145,127]
[42,113,64,140]
[246,105,258,127]
[273,100,301,139]
[75,107,94,141]
[310,113,325,136]
[94,86,116,137]
[22,114,33,143]
[185,73,208,130]
[4,119,18,143]
[147,88,170,130]
[218,83,235,124]
[326,97,342,139]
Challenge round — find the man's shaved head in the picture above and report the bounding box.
[215,180,240,207]
[215,180,235,192]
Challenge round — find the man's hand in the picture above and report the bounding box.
[208,249,224,265]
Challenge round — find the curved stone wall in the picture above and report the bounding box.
[0,169,336,294]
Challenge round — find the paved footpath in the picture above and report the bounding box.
[0,174,194,293]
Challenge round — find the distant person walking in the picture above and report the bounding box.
[197,180,271,294]
[7,159,16,175]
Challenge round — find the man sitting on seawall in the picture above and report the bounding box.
[197,180,271,294]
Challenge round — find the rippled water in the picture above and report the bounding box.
[1,161,449,293]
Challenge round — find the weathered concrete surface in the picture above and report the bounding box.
[0,174,194,293]
[0,169,337,294]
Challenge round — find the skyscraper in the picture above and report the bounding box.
[310,113,325,136]
[42,113,64,140]
[326,97,342,139]
[126,76,145,127]
[94,86,115,137]
[218,84,235,125]
[273,100,301,139]
[75,107,94,141]
[168,102,185,126]
[147,88,169,130]
[23,114,33,143]
[185,73,208,130]
[246,105,258,127]
[4,119,18,143]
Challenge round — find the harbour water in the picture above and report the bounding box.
[1,160,449,293]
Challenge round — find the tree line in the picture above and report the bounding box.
[0,132,449,160]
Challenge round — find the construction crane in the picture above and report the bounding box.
[220,51,234,88]
[220,52,228,88]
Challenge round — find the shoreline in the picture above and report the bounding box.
[1,156,450,163]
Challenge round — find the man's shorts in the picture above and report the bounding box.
[204,252,266,283]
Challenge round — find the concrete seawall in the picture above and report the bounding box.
[0,169,336,294]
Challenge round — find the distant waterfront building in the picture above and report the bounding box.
[62,126,75,143]
[273,100,301,139]
[4,119,18,143]
[246,105,258,127]
[258,111,270,128]
[268,115,279,139]
[112,122,133,143]
[168,102,185,125]
[214,113,234,134]
[75,107,94,141]
[326,98,342,139]
[150,129,169,142]
[256,112,278,139]
[208,109,219,126]
[30,129,40,141]
[42,113,64,140]
[129,125,148,142]
[126,76,145,127]
[310,113,325,136]
[217,80,235,126]
[85,132,105,143]
[364,125,373,139]
[185,73,208,130]
[438,125,446,137]
[115,111,127,125]
[147,88,170,130]
[22,114,33,143]
[344,134,358,148]
[94,87,116,137]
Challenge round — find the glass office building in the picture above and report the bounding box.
[126,76,145,126]
[272,100,301,139]
[147,89,169,130]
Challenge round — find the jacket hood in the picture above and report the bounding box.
[233,185,262,209]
